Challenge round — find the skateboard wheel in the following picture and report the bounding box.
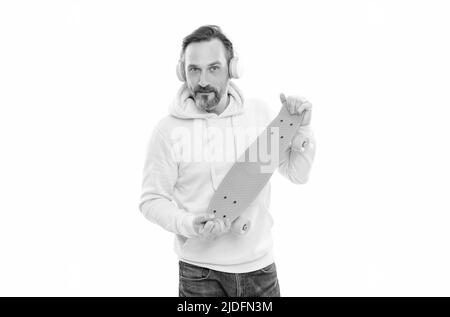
[231,217,251,235]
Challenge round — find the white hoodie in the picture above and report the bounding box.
[139,81,316,273]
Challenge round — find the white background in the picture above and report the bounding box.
[1,0,449,296]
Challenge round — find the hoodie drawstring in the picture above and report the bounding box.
[231,115,238,161]
[206,118,217,190]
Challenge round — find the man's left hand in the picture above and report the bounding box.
[280,93,312,126]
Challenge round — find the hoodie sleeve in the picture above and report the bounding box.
[139,127,199,238]
[278,124,316,184]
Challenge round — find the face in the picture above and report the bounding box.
[183,39,230,113]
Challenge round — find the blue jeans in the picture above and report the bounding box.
[178,261,281,297]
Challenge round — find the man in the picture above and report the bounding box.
[139,25,315,297]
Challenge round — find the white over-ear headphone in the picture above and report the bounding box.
[176,51,243,82]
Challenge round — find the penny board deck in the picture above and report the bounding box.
[207,105,305,223]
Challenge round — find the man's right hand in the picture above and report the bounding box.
[191,214,215,235]
[191,214,231,240]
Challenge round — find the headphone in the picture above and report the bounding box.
[176,49,242,82]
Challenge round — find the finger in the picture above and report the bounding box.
[288,97,295,114]
[224,219,232,232]
[301,109,312,125]
[210,222,222,235]
[220,219,230,231]
[302,101,312,110]
[295,103,306,116]
[200,221,215,235]
[284,96,293,114]
[214,219,226,232]
[206,221,216,232]
[193,214,215,225]
[280,93,287,105]
[296,95,308,104]
[294,100,303,114]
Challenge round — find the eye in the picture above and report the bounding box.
[189,68,199,73]
[210,66,219,71]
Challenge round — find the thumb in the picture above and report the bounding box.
[224,218,232,231]
[279,93,287,105]
[193,214,215,225]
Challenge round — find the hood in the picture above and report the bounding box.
[169,81,245,191]
[168,81,245,119]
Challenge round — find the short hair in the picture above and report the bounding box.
[181,25,234,63]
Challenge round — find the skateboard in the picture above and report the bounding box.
[206,104,307,234]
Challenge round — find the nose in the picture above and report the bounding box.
[198,71,208,87]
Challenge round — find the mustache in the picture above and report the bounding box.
[195,87,217,94]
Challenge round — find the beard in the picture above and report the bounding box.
[192,86,224,112]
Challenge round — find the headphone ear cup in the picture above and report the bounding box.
[228,56,243,79]
[176,60,186,82]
